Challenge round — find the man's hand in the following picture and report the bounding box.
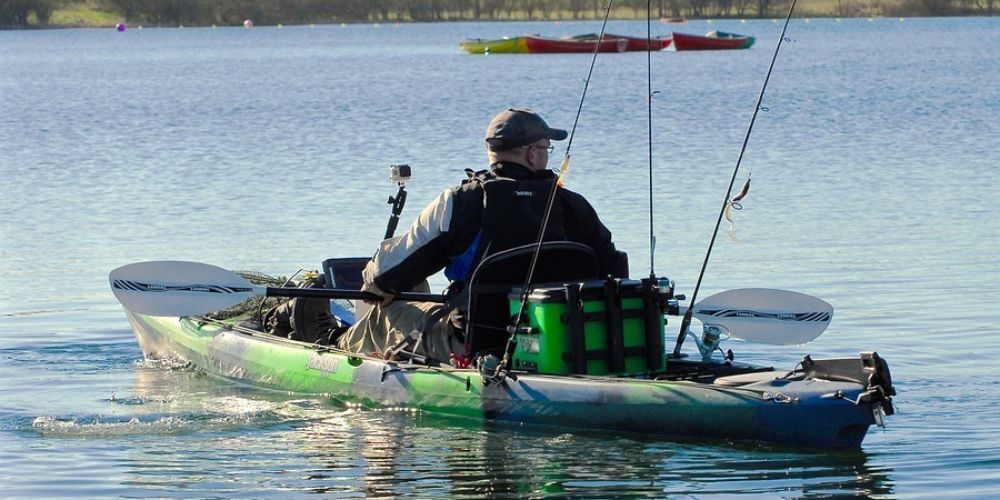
[361,282,395,307]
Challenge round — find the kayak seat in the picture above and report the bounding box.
[322,257,370,326]
[322,257,369,291]
[464,241,600,357]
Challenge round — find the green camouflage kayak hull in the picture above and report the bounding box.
[125,311,893,449]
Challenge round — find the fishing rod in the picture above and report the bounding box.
[488,0,618,381]
[670,0,800,358]
[645,1,659,279]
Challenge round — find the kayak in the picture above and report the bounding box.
[566,33,673,52]
[459,37,529,54]
[672,31,756,51]
[523,35,628,54]
[120,301,895,449]
[110,254,894,450]
[709,30,756,49]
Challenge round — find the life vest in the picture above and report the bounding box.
[445,169,566,283]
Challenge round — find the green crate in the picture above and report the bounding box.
[510,280,665,375]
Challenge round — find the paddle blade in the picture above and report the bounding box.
[109,261,262,317]
[692,288,833,345]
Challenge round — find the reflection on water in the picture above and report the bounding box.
[13,344,883,496]
[0,332,903,497]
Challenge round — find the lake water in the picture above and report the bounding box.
[2,16,998,497]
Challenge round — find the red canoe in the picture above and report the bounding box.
[568,33,672,52]
[524,35,628,54]
[671,31,755,51]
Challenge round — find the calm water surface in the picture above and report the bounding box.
[2,17,998,497]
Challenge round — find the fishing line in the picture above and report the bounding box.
[490,0,617,380]
[560,1,616,158]
[670,0,800,358]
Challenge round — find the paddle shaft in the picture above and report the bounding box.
[265,286,445,304]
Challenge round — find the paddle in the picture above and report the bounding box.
[679,288,833,345]
[109,261,445,317]
[111,262,832,345]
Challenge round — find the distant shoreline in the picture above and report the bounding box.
[2,0,995,30]
[4,14,996,31]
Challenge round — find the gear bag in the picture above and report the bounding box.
[262,274,340,343]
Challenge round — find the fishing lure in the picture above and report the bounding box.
[724,173,751,233]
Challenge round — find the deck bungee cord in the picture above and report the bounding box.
[671,0,800,358]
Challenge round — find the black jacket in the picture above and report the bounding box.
[362,162,625,294]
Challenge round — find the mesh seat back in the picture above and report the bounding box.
[465,241,600,355]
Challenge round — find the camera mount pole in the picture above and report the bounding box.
[384,164,410,240]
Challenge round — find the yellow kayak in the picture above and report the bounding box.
[459,36,528,54]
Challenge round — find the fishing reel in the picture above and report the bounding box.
[478,353,514,386]
[687,324,734,363]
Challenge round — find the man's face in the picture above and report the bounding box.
[522,139,554,171]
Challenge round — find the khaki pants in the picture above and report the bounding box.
[336,301,464,364]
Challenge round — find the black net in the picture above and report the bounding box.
[202,270,287,322]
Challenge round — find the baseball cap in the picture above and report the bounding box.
[484,108,568,150]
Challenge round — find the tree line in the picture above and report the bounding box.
[2,0,995,28]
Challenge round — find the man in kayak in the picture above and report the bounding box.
[336,108,626,363]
